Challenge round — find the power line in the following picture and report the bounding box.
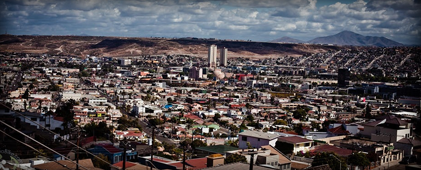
[0,120,90,170]
[0,129,72,170]
[0,102,112,167]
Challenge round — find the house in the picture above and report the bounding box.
[395,138,421,156]
[329,123,360,135]
[359,115,411,143]
[261,145,292,170]
[278,136,314,154]
[327,125,350,136]
[238,131,280,149]
[88,144,136,164]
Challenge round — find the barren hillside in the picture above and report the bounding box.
[0,34,346,58]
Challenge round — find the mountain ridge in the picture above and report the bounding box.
[270,36,304,44]
[271,31,404,47]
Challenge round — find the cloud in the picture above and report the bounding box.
[0,0,419,44]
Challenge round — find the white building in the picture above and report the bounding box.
[360,115,411,144]
[238,131,280,149]
[220,47,228,67]
[278,136,314,154]
[89,98,108,105]
[61,92,82,101]
[125,99,144,107]
[208,45,217,68]
[119,58,131,66]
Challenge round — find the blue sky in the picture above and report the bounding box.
[1,0,420,45]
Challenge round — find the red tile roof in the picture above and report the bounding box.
[81,136,96,146]
[97,144,121,154]
[113,161,136,168]
[278,136,312,144]
[186,157,208,170]
[185,114,201,120]
[312,145,353,157]
[328,125,350,135]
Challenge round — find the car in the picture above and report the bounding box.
[399,155,417,164]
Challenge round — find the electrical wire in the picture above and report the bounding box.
[0,102,112,167]
[0,129,72,170]
[0,120,90,170]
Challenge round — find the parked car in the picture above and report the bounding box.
[399,155,417,164]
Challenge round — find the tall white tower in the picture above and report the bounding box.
[220,47,228,67]
[208,45,217,68]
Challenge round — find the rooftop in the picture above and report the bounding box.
[196,145,240,154]
[278,136,313,144]
[239,130,280,140]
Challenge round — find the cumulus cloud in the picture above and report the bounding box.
[0,0,420,44]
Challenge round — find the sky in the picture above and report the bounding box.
[0,0,420,45]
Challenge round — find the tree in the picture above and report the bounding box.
[312,152,347,170]
[167,98,173,104]
[213,113,221,122]
[294,123,303,135]
[293,109,307,120]
[246,142,253,149]
[348,152,370,168]
[273,120,287,125]
[29,83,35,90]
[245,103,252,109]
[239,121,247,129]
[245,115,254,122]
[311,121,320,130]
[191,139,207,149]
[207,73,214,80]
[149,118,163,127]
[225,154,247,164]
[93,153,111,170]
[23,88,30,100]
[365,103,372,118]
[227,139,239,147]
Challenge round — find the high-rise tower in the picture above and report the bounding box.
[208,45,217,68]
[220,47,228,67]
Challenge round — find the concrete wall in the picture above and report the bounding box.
[370,128,410,143]
[239,136,270,149]
[394,142,412,156]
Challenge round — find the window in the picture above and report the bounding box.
[258,138,260,141]
[305,143,311,147]
[242,136,247,141]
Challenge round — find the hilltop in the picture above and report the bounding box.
[0,34,346,58]
[271,31,404,47]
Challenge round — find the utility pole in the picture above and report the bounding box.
[246,149,259,170]
[76,128,80,170]
[150,126,155,170]
[122,137,128,170]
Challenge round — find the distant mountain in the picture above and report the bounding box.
[271,36,304,44]
[307,30,404,47]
